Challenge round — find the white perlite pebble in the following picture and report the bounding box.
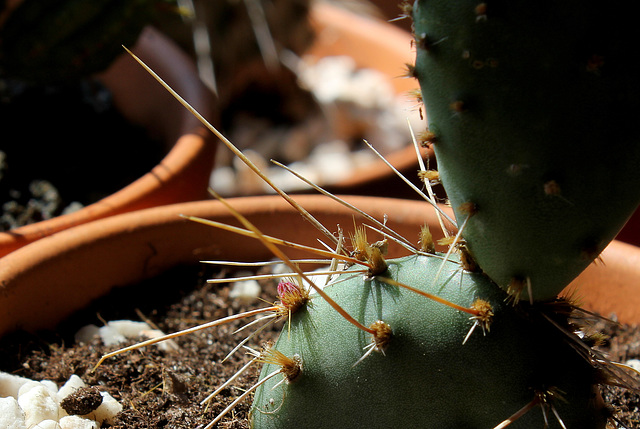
[229,279,261,304]
[59,415,99,429]
[210,165,237,196]
[106,320,154,338]
[308,140,354,184]
[0,372,34,398]
[17,380,45,397]
[137,328,180,352]
[92,391,123,425]
[57,374,87,404]
[77,320,178,352]
[625,358,640,371]
[98,324,128,346]
[40,379,59,395]
[1,371,124,427]
[17,384,59,427]
[0,396,26,429]
[74,324,101,344]
[32,420,59,429]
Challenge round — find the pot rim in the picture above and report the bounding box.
[0,194,638,338]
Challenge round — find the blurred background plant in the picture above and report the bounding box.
[0,0,421,229]
[0,0,180,230]
[0,0,314,228]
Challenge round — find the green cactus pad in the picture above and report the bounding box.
[251,255,604,428]
[412,0,640,301]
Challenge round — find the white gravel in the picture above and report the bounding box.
[0,373,122,429]
[0,319,187,429]
[75,319,178,352]
[211,55,422,196]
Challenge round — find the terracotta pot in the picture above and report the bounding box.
[0,195,638,339]
[307,2,416,96]
[299,2,433,197]
[0,26,218,258]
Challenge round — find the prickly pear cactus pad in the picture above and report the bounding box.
[251,255,604,428]
[412,1,640,301]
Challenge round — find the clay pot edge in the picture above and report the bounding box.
[0,195,638,338]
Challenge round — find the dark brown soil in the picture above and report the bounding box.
[596,321,640,427]
[60,385,104,416]
[0,264,281,428]
[0,263,638,428]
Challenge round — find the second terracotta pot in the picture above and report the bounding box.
[0,26,218,258]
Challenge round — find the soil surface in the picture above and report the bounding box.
[0,263,638,428]
[597,320,640,427]
[0,264,281,428]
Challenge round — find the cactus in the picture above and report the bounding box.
[246,1,640,427]
[411,0,640,302]
[251,254,605,428]
[96,2,640,427]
